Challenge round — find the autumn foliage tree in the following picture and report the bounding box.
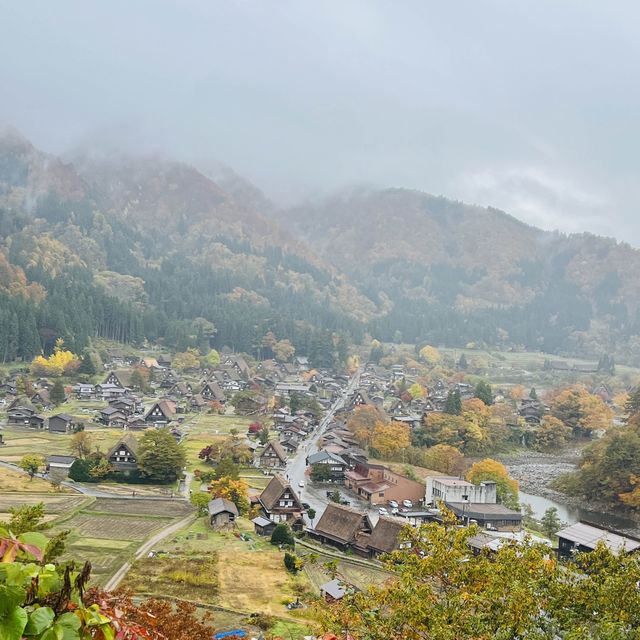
[30,338,80,376]
[466,458,519,508]
[419,344,441,366]
[532,416,572,452]
[347,405,387,449]
[370,421,411,459]
[549,385,613,436]
[172,348,201,371]
[273,338,295,362]
[422,444,466,475]
[320,512,640,639]
[208,476,250,514]
[558,410,640,508]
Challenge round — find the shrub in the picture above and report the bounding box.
[270,523,294,547]
[284,551,303,573]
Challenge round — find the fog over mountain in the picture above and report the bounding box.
[2,1,640,243]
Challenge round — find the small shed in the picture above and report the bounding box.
[251,516,276,537]
[320,578,347,602]
[208,498,239,529]
[47,455,77,482]
[48,414,75,434]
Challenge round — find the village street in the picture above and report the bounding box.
[284,368,381,525]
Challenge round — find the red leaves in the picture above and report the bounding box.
[0,537,44,563]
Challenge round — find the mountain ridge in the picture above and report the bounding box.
[1,127,640,363]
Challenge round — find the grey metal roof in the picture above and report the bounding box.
[320,579,346,600]
[307,450,346,465]
[46,455,77,466]
[556,522,640,554]
[446,502,522,521]
[251,516,273,527]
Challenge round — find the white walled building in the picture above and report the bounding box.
[426,476,497,505]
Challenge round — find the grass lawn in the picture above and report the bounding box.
[181,412,256,472]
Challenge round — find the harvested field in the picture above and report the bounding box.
[6,438,52,446]
[121,554,219,601]
[87,483,176,497]
[59,513,170,541]
[0,494,87,513]
[85,498,193,517]
[63,547,129,579]
[217,549,307,614]
[0,467,74,493]
[70,537,133,550]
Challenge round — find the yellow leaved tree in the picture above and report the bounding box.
[466,458,519,508]
[30,338,80,377]
[371,421,411,459]
[419,345,441,366]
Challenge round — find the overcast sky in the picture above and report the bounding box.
[1,1,639,244]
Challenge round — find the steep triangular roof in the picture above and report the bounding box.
[261,441,287,462]
[107,433,139,458]
[259,474,302,511]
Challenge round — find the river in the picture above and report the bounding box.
[518,490,640,534]
[504,450,640,536]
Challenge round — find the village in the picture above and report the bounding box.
[0,344,638,639]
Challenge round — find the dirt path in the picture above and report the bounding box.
[104,513,196,591]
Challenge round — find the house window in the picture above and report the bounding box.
[378,492,385,497]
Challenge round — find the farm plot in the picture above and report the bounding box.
[301,549,391,594]
[59,513,171,541]
[121,554,219,602]
[0,466,74,493]
[0,493,87,515]
[217,549,310,615]
[85,498,193,518]
[0,426,123,463]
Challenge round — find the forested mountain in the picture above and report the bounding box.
[0,129,371,365]
[278,188,640,361]
[2,127,640,365]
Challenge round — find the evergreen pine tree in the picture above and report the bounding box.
[475,380,493,405]
[444,389,462,415]
[529,387,538,400]
[50,379,66,406]
[625,387,640,419]
[78,350,96,375]
[458,354,468,370]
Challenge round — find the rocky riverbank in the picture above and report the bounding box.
[500,448,582,500]
[500,447,640,534]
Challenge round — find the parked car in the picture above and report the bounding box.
[391,507,399,515]
[388,500,399,509]
[298,480,305,488]
[378,507,389,515]
[402,499,413,509]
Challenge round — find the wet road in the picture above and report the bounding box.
[284,368,381,526]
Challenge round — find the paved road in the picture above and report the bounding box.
[285,368,381,525]
[103,513,197,591]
